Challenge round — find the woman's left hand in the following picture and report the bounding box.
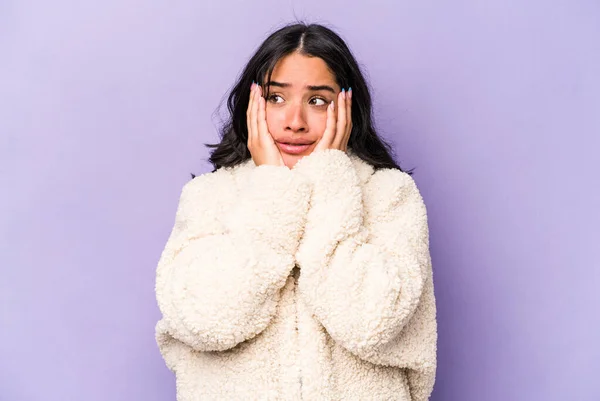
[314,88,353,152]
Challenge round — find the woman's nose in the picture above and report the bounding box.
[285,104,307,132]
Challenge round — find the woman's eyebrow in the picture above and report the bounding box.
[266,81,336,93]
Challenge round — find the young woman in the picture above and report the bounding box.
[155,22,437,400]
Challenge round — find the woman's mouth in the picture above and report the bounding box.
[276,142,314,155]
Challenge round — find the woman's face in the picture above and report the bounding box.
[263,52,341,168]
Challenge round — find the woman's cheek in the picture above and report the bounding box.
[265,107,273,132]
[265,107,282,134]
[309,113,327,141]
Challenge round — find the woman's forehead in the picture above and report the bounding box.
[266,53,337,89]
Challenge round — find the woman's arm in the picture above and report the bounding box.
[155,164,311,368]
[293,149,437,399]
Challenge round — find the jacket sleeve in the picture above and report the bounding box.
[155,164,311,369]
[293,149,437,401]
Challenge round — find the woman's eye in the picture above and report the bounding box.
[267,94,283,104]
[310,97,327,106]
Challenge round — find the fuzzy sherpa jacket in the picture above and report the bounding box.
[154,148,437,400]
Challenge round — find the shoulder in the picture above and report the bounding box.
[183,168,230,194]
[176,164,250,217]
[172,163,257,226]
[364,168,427,217]
[347,151,416,195]
[368,167,419,195]
[180,160,254,200]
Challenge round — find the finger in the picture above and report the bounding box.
[258,95,272,143]
[247,83,256,145]
[345,88,353,149]
[250,85,260,146]
[333,89,347,149]
[319,100,336,147]
[255,85,267,145]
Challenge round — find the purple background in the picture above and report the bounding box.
[2,1,599,400]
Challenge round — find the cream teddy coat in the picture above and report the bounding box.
[154,148,437,400]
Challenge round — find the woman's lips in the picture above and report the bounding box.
[276,142,313,155]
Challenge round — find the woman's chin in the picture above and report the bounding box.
[282,154,300,169]
[282,152,311,169]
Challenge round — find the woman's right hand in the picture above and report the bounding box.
[247,83,285,167]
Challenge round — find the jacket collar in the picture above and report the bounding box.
[235,148,375,185]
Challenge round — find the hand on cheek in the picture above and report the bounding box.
[246,83,285,167]
[314,88,353,152]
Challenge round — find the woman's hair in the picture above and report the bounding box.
[205,22,411,174]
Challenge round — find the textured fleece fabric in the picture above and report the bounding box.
[155,149,437,400]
